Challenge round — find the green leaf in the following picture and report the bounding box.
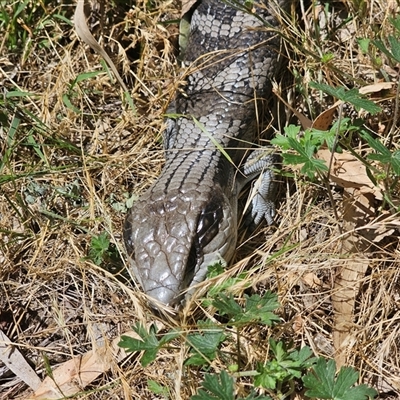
[389,15,400,33]
[373,35,400,63]
[5,91,37,98]
[147,379,170,397]
[372,39,394,60]
[212,293,243,318]
[360,131,400,176]
[62,93,81,113]
[53,13,74,25]
[191,371,234,400]
[303,358,378,400]
[360,131,390,156]
[159,328,181,346]
[212,292,280,327]
[271,125,301,150]
[75,71,104,83]
[391,150,400,176]
[185,321,226,366]
[310,82,381,114]
[357,37,370,54]
[88,232,110,265]
[243,293,280,326]
[321,53,334,63]
[388,35,400,62]
[203,264,249,305]
[255,340,317,389]
[118,322,179,367]
[272,125,330,179]
[254,363,279,389]
[295,345,316,366]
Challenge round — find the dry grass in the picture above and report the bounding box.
[1,0,399,398]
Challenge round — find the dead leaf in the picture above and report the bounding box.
[29,330,137,400]
[313,333,334,356]
[0,330,42,391]
[312,100,341,130]
[301,272,322,289]
[317,148,383,201]
[292,314,304,334]
[358,82,394,95]
[374,228,395,242]
[181,0,198,17]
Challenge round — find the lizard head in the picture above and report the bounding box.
[123,185,237,307]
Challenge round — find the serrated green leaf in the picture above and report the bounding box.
[342,91,381,114]
[270,133,291,149]
[303,358,378,400]
[286,135,315,158]
[212,292,279,327]
[89,232,110,265]
[118,322,177,367]
[303,358,339,397]
[361,131,400,175]
[256,340,316,389]
[204,264,249,303]
[243,293,280,325]
[389,16,400,33]
[212,293,243,316]
[206,263,225,278]
[311,82,343,99]
[185,323,226,366]
[310,82,381,114]
[282,153,308,165]
[159,329,180,346]
[191,371,235,400]
[269,339,285,360]
[361,131,390,155]
[295,346,317,366]
[302,158,329,177]
[254,364,278,389]
[391,150,400,175]
[271,125,301,150]
[147,379,170,397]
[372,38,396,62]
[388,35,400,62]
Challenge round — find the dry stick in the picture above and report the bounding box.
[74,0,129,94]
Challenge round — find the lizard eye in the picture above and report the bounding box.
[196,198,224,250]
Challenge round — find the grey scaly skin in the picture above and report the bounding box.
[124,0,288,306]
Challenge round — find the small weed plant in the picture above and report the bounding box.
[118,290,377,399]
[271,15,400,209]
